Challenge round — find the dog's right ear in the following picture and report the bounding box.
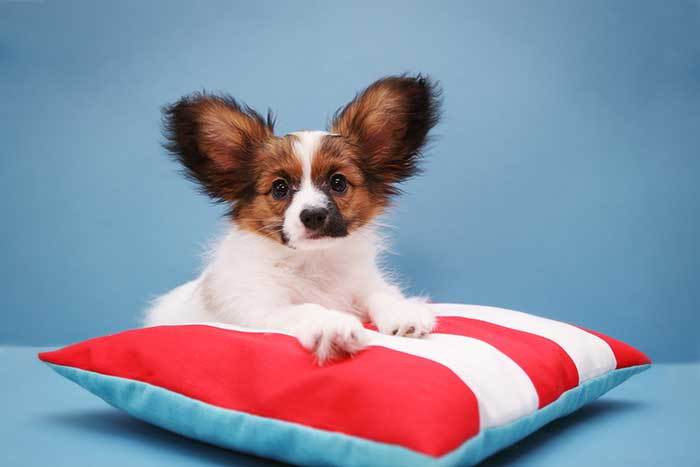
[162,93,275,202]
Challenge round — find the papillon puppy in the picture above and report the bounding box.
[144,75,442,362]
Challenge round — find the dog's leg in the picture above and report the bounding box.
[266,303,368,363]
[360,271,436,338]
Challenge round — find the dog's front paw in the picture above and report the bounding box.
[291,305,368,363]
[369,295,436,338]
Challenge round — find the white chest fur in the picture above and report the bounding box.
[200,225,382,321]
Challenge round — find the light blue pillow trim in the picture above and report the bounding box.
[46,362,649,467]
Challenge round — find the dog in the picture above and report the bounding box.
[144,75,442,362]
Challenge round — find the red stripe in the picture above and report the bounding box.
[579,327,651,368]
[39,325,478,456]
[433,317,580,408]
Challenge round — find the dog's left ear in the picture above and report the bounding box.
[330,75,441,194]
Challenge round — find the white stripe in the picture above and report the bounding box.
[283,131,330,249]
[432,304,617,382]
[159,321,539,428]
[365,331,539,428]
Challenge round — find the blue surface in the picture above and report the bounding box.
[1,347,697,466]
[1,1,699,362]
[43,360,649,466]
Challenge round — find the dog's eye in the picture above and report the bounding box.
[271,179,289,200]
[330,173,348,193]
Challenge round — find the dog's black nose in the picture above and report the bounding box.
[300,208,328,230]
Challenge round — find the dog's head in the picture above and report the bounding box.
[163,75,441,249]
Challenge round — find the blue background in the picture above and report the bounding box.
[2,0,698,362]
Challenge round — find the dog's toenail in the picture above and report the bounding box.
[406,326,415,335]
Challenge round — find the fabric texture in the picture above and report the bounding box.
[38,304,650,466]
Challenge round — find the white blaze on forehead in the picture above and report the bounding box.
[283,131,332,246]
[288,130,330,184]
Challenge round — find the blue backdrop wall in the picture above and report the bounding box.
[2,0,698,362]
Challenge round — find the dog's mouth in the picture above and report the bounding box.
[284,229,349,250]
[305,231,330,240]
[305,224,349,241]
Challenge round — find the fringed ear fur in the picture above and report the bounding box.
[330,75,442,196]
[162,93,275,202]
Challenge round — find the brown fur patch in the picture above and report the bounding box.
[315,136,385,232]
[233,135,302,241]
[196,100,271,170]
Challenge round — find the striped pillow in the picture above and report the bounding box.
[39,304,650,467]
